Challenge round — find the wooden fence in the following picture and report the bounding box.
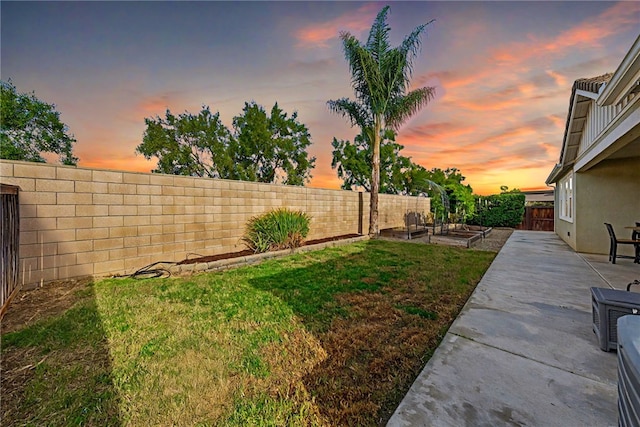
[516,206,554,231]
[1,184,20,318]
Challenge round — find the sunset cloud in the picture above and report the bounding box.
[400,114,559,184]
[294,3,379,48]
[491,2,640,67]
[3,2,635,197]
[399,0,633,194]
[138,97,173,115]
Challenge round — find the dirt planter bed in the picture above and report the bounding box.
[429,226,492,248]
[170,234,369,275]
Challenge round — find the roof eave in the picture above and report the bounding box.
[545,163,568,185]
[597,34,640,106]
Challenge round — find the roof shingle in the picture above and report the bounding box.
[573,73,613,93]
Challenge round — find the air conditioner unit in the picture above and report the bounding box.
[591,287,640,352]
[617,315,640,427]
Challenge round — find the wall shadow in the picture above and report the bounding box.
[248,241,443,425]
[0,278,122,426]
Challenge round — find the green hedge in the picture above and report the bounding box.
[242,208,311,253]
[469,192,525,228]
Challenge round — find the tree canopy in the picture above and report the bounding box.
[0,80,78,165]
[328,5,435,235]
[230,102,315,186]
[136,102,315,186]
[331,129,415,194]
[419,168,475,221]
[332,131,475,221]
[470,191,525,227]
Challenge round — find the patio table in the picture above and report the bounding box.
[624,227,640,263]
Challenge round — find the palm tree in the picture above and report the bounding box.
[328,5,435,236]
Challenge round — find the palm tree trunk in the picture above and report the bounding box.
[369,118,381,236]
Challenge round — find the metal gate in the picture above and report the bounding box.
[1,184,20,318]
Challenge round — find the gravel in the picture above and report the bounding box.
[469,228,514,252]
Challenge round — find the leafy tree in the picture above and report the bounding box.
[500,185,522,194]
[137,106,234,177]
[331,129,414,194]
[470,192,525,228]
[0,80,78,165]
[331,129,477,222]
[136,102,315,186]
[420,168,475,222]
[328,6,435,235]
[230,102,315,186]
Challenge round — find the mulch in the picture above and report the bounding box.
[177,234,362,265]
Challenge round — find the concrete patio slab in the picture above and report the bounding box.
[387,231,631,427]
[579,252,639,292]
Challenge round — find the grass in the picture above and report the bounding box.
[1,239,496,426]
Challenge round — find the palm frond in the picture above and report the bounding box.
[341,33,382,109]
[380,48,410,109]
[327,98,372,129]
[400,20,435,64]
[366,5,391,63]
[386,86,436,130]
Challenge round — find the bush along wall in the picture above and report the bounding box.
[242,208,311,253]
[470,192,525,228]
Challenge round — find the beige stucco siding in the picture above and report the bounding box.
[574,157,640,255]
[554,216,576,251]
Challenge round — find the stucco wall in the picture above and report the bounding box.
[0,160,429,286]
[554,214,576,251]
[553,172,577,250]
[574,157,640,255]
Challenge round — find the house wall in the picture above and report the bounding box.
[553,172,576,250]
[574,157,640,255]
[0,160,430,286]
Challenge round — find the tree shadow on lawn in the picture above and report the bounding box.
[1,278,122,426]
[248,240,484,425]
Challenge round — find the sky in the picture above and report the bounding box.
[2,1,639,195]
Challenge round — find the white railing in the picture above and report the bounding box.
[579,91,636,155]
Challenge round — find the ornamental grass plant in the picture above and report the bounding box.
[242,208,310,253]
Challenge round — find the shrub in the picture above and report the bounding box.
[469,192,525,227]
[242,208,311,253]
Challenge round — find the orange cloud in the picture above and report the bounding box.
[544,70,567,88]
[547,113,565,131]
[138,97,172,115]
[135,92,191,118]
[416,69,496,92]
[400,114,559,182]
[491,2,640,66]
[454,96,524,113]
[294,3,380,48]
[403,122,476,142]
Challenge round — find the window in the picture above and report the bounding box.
[558,174,573,222]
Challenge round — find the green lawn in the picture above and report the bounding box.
[1,240,496,426]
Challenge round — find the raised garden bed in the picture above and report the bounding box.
[429,227,491,248]
[381,224,492,248]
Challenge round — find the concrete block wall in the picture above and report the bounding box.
[0,160,429,286]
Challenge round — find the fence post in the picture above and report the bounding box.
[358,192,363,235]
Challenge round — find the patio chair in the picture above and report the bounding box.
[634,222,640,263]
[604,223,640,264]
